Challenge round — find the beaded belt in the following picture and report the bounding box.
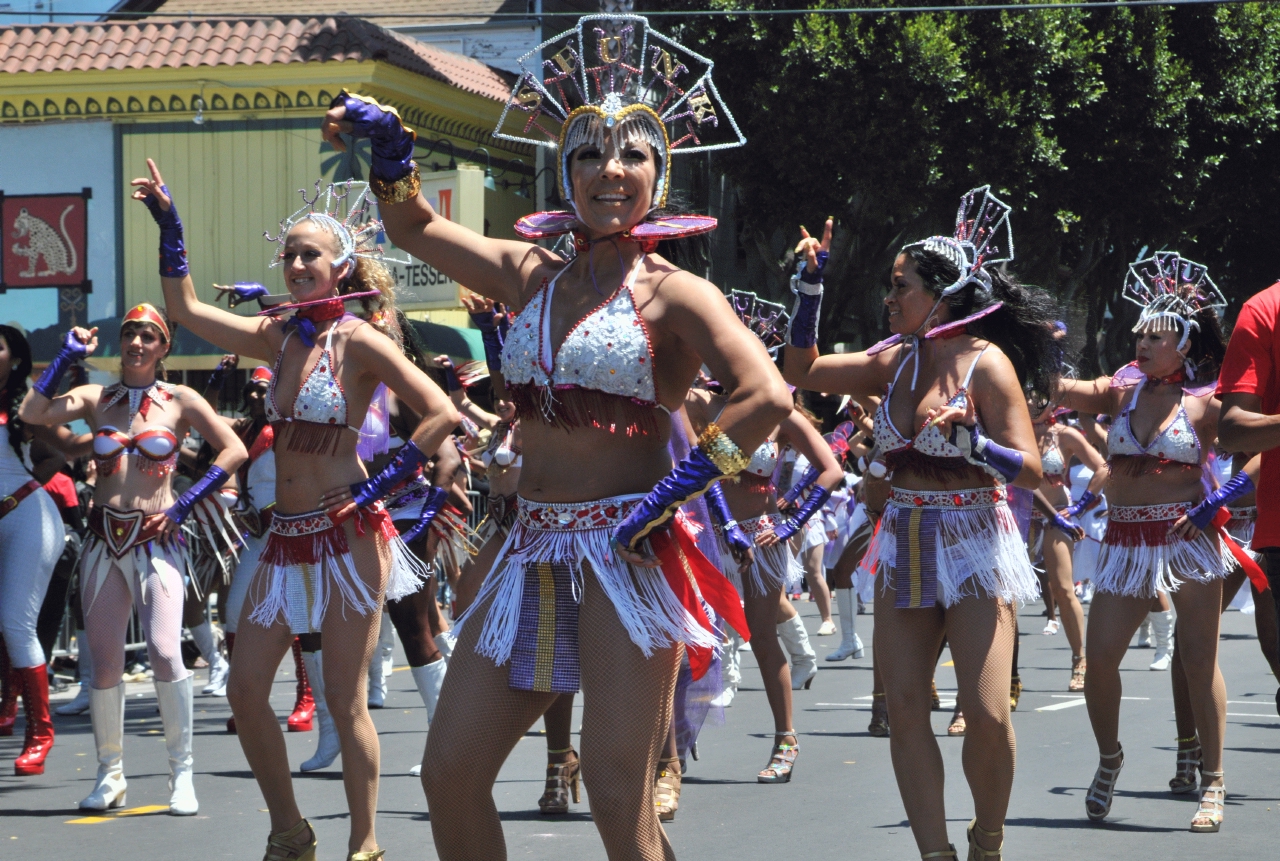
[516,495,643,532]
[1107,501,1192,523]
[713,512,783,537]
[1226,505,1257,520]
[888,486,1007,509]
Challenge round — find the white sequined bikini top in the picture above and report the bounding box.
[501,255,657,405]
[265,322,361,433]
[873,347,988,460]
[745,438,779,478]
[1040,428,1067,486]
[1108,379,1200,465]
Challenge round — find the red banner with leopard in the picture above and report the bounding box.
[0,189,92,294]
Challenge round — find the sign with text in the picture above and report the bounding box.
[380,169,484,310]
[1,189,92,293]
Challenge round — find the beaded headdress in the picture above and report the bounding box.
[1124,251,1225,351]
[264,180,407,269]
[494,13,744,220]
[903,185,1014,298]
[726,290,790,356]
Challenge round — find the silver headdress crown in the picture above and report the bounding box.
[265,180,407,269]
[726,290,791,356]
[1124,251,1226,350]
[905,185,1014,298]
[493,13,745,210]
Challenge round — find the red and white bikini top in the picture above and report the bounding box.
[873,347,988,461]
[501,254,657,405]
[1108,379,1200,465]
[265,321,361,434]
[92,426,178,465]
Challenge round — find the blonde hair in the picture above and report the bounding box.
[341,255,401,346]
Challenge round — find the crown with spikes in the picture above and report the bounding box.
[726,290,790,356]
[264,180,407,269]
[493,13,745,211]
[1124,251,1226,350]
[904,185,1015,297]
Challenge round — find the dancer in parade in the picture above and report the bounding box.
[784,188,1060,860]
[1056,252,1248,832]
[136,160,459,860]
[20,305,247,814]
[323,12,788,859]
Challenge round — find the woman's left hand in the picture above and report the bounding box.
[1169,514,1202,541]
[130,158,172,210]
[613,539,661,569]
[319,485,358,523]
[756,528,782,548]
[925,397,976,439]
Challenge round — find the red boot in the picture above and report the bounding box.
[224,632,236,734]
[14,665,54,775]
[286,638,314,732]
[0,646,17,737]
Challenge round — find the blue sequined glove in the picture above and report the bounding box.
[1187,472,1255,531]
[781,465,819,508]
[469,309,504,378]
[1062,490,1099,520]
[704,480,752,558]
[949,424,1024,484]
[223,282,270,309]
[1050,511,1081,535]
[205,354,238,392]
[141,185,188,278]
[615,447,728,551]
[331,91,417,182]
[32,330,90,399]
[786,253,827,349]
[772,484,832,542]
[400,485,449,545]
[166,466,230,526]
[351,440,427,508]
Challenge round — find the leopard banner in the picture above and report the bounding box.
[0,189,91,293]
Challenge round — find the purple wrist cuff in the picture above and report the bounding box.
[400,485,449,545]
[33,331,88,398]
[166,466,229,525]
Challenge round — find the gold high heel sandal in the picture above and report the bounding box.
[1009,675,1023,711]
[1189,771,1225,833]
[1069,655,1086,692]
[1169,736,1201,795]
[654,756,681,822]
[262,818,316,861]
[922,847,957,859]
[538,748,581,815]
[348,851,385,861]
[966,819,1003,860]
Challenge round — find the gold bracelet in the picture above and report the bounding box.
[697,422,751,476]
[369,165,421,205]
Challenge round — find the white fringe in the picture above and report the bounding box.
[865,500,1039,607]
[714,514,795,597]
[386,535,432,602]
[1093,532,1235,598]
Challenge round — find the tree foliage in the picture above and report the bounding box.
[657,1,1280,372]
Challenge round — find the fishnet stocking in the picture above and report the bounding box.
[83,557,186,687]
[1170,572,1238,739]
[873,582,1016,857]
[424,567,680,861]
[1043,530,1086,657]
[543,692,576,751]
[226,520,389,856]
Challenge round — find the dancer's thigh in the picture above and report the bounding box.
[82,562,134,688]
[1042,531,1076,594]
[1166,578,1222,673]
[138,551,189,682]
[1085,593,1151,666]
[873,580,946,710]
[944,596,1015,723]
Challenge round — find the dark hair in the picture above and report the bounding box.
[0,325,32,464]
[651,194,710,274]
[902,246,1062,406]
[1182,307,1227,382]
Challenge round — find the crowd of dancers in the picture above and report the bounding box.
[3,12,1280,861]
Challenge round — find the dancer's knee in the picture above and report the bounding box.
[227,662,274,713]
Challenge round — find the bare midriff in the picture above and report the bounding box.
[1104,456,1204,508]
[515,418,675,502]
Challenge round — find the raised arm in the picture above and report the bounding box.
[130,159,279,361]
[1057,376,1117,418]
[179,389,249,478]
[321,94,560,309]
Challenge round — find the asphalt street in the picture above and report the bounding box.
[3,599,1278,859]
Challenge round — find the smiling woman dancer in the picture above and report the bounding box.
[1058,252,1248,834]
[21,305,247,814]
[784,188,1060,861]
[132,160,459,860]
[323,13,788,860]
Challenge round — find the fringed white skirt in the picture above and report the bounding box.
[1094,501,1235,598]
[1226,505,1258,560]
[714,514,796,598]
[863,486,1039,608]
[248,503,428,634]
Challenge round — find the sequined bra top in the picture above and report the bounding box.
[746,438,779,478]
[1108,379,1200,465]
[1040,428,1067,487]
[266,321,362,455]
[502,255,665,434]
[92,426,178,477]
[873,347,989,476]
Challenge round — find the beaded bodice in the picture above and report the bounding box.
[1040,428,1067,487]
[1108,380,1200,465]
[266,323,359,433]
[745,438,779,478]
[874,348,988,463]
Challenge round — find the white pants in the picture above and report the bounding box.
[0,481,63,668]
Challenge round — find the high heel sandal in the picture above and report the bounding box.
[348,851,385,861]
[966,819,1003,860]
[1009,675,1023,711]
[1169,736,1201,794]
[1189,771,1224,832]
[1085,746,1124,821]
[262,818,316,861]
[931,679,942,711]
[867,693,889,737]
[654,756,681,822]
[947,706,966,737]
[537,748,581,815]
[757,733,799,783]
[922,847,957,859]
[1069,655,1086,692]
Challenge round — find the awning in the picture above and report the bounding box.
[407,319,484,362]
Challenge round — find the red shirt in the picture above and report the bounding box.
[1217,281,1280,547]
[42,471,78,511]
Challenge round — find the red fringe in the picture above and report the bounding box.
[507,384,661,437]
[734,473,775,494]
[1103,518,1177,548]
[1109,455,1200,478]
[260,522,349,567]
[271,420,347,456]
[884,449,989,484]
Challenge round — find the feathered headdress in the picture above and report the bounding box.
[726,290,790,356]
[264,180,407,269]
[1124,251,1225,350]
[904,185,1014,298]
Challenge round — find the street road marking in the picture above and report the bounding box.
[1226,712,1280,718]
[1036,699,1088,712]
[67,804,169,824]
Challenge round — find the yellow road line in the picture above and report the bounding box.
[66,804,170,824]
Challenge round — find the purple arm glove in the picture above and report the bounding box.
[469,310,504,377]
[772,484,833,542]
[781,464,819,507]
[224,282,270,309]
[400,485,449,545]
[1062,490,1099,520]
[141,185,188,278]
[786,250,828,349]
[351,440,427,508]
[1187,472,1255,531]
[32,330,89,399]
[950,424,1024,484]
[704,480,752,557]
[1050,511,1082,535]
[614,447,726,550]
[166,466,230,525]
[331,91,416,182]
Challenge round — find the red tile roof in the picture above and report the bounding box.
[0,16,514,102]
[111,1,537,30]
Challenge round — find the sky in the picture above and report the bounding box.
[0,1,122,25]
